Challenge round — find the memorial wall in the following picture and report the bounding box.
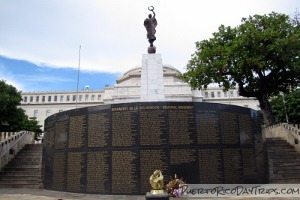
[42,102,266,195]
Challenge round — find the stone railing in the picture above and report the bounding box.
[264,123,300,154]
[0,131,35,171]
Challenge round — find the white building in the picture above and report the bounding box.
[19,65,259,130]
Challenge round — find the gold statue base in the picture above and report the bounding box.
[150,189,165,195]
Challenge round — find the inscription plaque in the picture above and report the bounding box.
[112,106,138,147]
[67,152,85,192]
[87,151,110,193]
[54,116,68,149]
[197,110,220,144]
[239,113,252,146]
[111,150,138,194]
[170,148,198,183]
[223,148,242,183]
[168,104,196,145]
[220,112,239,144]
[140,149,168,193]
[53,152,66,190]
[88,112,110,147]
[43,102,265,195]
[199,148,223,183]
[139,107,167,146]
[68,115,86,148]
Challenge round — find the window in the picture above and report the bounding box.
[30,96,33,102]
[24,96,28,102]
[91,95,95,101]
[79,95,82,102]
[73,95,76,101]
[66,95,70,101]
[48,96,51,102]
[224,92,227,97]
[60,95,64,102]
[98,95,101,100]
[85,94,89,101]
[34,110,39,118]
[217,92,221,97]
[237,91,240,97]
[42,96,45,102]
[204,92,208,98]
[36,96,39,102]
[54,96,57,102]
[46,110,51,117]
[230,91,234,97]
[211,92,215,98]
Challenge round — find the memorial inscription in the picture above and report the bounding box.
[112,108,138,147]
[43,102,264,195]
[54,120,68,149]
[140,149,168,193]
[68,115,86,148]
[87,151,110,193]
[67,152,85,192]
[242,148,256,176]
[223,148,242,183]
[139,107,167,146]
[239,113,252,145]
[197,110,220,144]
[220,112,239,144]
[199,149,223,183]
[53,152,66,190]
[88,112,110,147]
[168,106,195,145]
[111,150,138,194]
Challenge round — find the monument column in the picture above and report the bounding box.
[140,54,165,101]
[141,6,165,102]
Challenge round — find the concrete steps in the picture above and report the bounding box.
[0,144,43,188]
[266,138,300,183]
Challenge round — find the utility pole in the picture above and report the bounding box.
[76,45,81,109]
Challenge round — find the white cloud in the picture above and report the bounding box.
[0,0,298,73]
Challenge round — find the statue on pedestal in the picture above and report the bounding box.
[144,6,157,54]
[145,170,169,200]
[149,170,164,191]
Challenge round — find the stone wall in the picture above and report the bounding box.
[42,102,265,194]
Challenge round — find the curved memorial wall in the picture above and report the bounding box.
[42,102,266,194]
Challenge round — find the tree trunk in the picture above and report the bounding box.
[257,94,274,127]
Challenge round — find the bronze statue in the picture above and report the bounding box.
[144,6,157,53]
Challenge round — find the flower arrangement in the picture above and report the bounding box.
[165,174,186,197]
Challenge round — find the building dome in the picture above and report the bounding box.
[116,64,182,84]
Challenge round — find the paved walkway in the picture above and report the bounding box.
[0,188,299,200]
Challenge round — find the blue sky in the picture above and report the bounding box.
[0,0,298,92]
[0,56,120,91]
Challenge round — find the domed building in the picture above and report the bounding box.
[20,65,259,130]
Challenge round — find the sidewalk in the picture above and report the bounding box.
[0,188,143,200]
[0,188,299,200]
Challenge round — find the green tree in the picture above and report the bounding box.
[0,80,22,131]
[270,89,300,124]
[0,80,42,138]
[182,12,300,126]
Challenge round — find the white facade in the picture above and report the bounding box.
[19,65,259,130]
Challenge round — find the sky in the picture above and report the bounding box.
[0,0,298,92]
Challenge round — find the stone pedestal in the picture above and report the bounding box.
[140,54,165,101]
[145,192,169,200]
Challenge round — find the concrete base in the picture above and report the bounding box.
[140,54,165,101]
[145,192,169,200]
